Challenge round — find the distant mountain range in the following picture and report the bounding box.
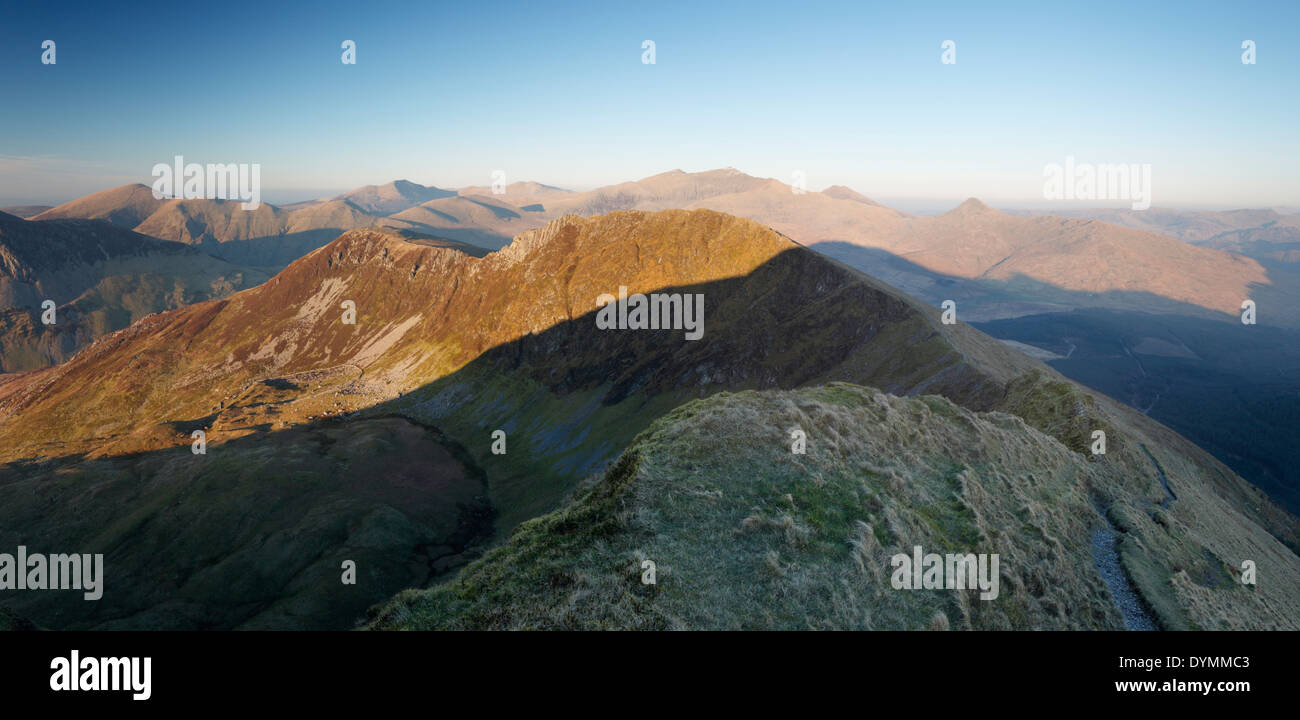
[1,208,1295,630]
[31,169,1291,323]
[0,205,54,219]
[1004,206,1300,245]
[29,180,542,268]
[1005,206,1300,280]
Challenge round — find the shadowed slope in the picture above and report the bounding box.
[0,415,494,630]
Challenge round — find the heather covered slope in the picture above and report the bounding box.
[0,209,1024,469]
[0,211,268,371]
[371,384,1300,630]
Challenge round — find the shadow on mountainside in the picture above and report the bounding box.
[810,241,1297,325]
[1,247,1296,631]
[0,248,1029,630]
[810,241,1300,514]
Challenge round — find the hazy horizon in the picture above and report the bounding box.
[3,169,1297,215]
[3,0,1298,208]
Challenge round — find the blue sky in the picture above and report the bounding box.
[1,0,1297,208]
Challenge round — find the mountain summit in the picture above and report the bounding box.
[944,197,997,216]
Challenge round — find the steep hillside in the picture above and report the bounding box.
[371,384,1300,630]
[977,309,1300,514]
[0,210,1019,470]
[0,211,268,371]
[1,209,1295,630]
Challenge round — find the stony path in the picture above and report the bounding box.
[1091,492,1159,631]
[1090,525,1158,631]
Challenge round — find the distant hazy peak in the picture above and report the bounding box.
[821,185,882,206]
[331,180,456,215]
[31,183,167,228]
[944,197,997,216]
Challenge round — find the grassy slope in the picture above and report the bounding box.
[371,383,1300,630]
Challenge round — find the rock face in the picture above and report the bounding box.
[0,211,268,371]
[0,208,1296,630]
